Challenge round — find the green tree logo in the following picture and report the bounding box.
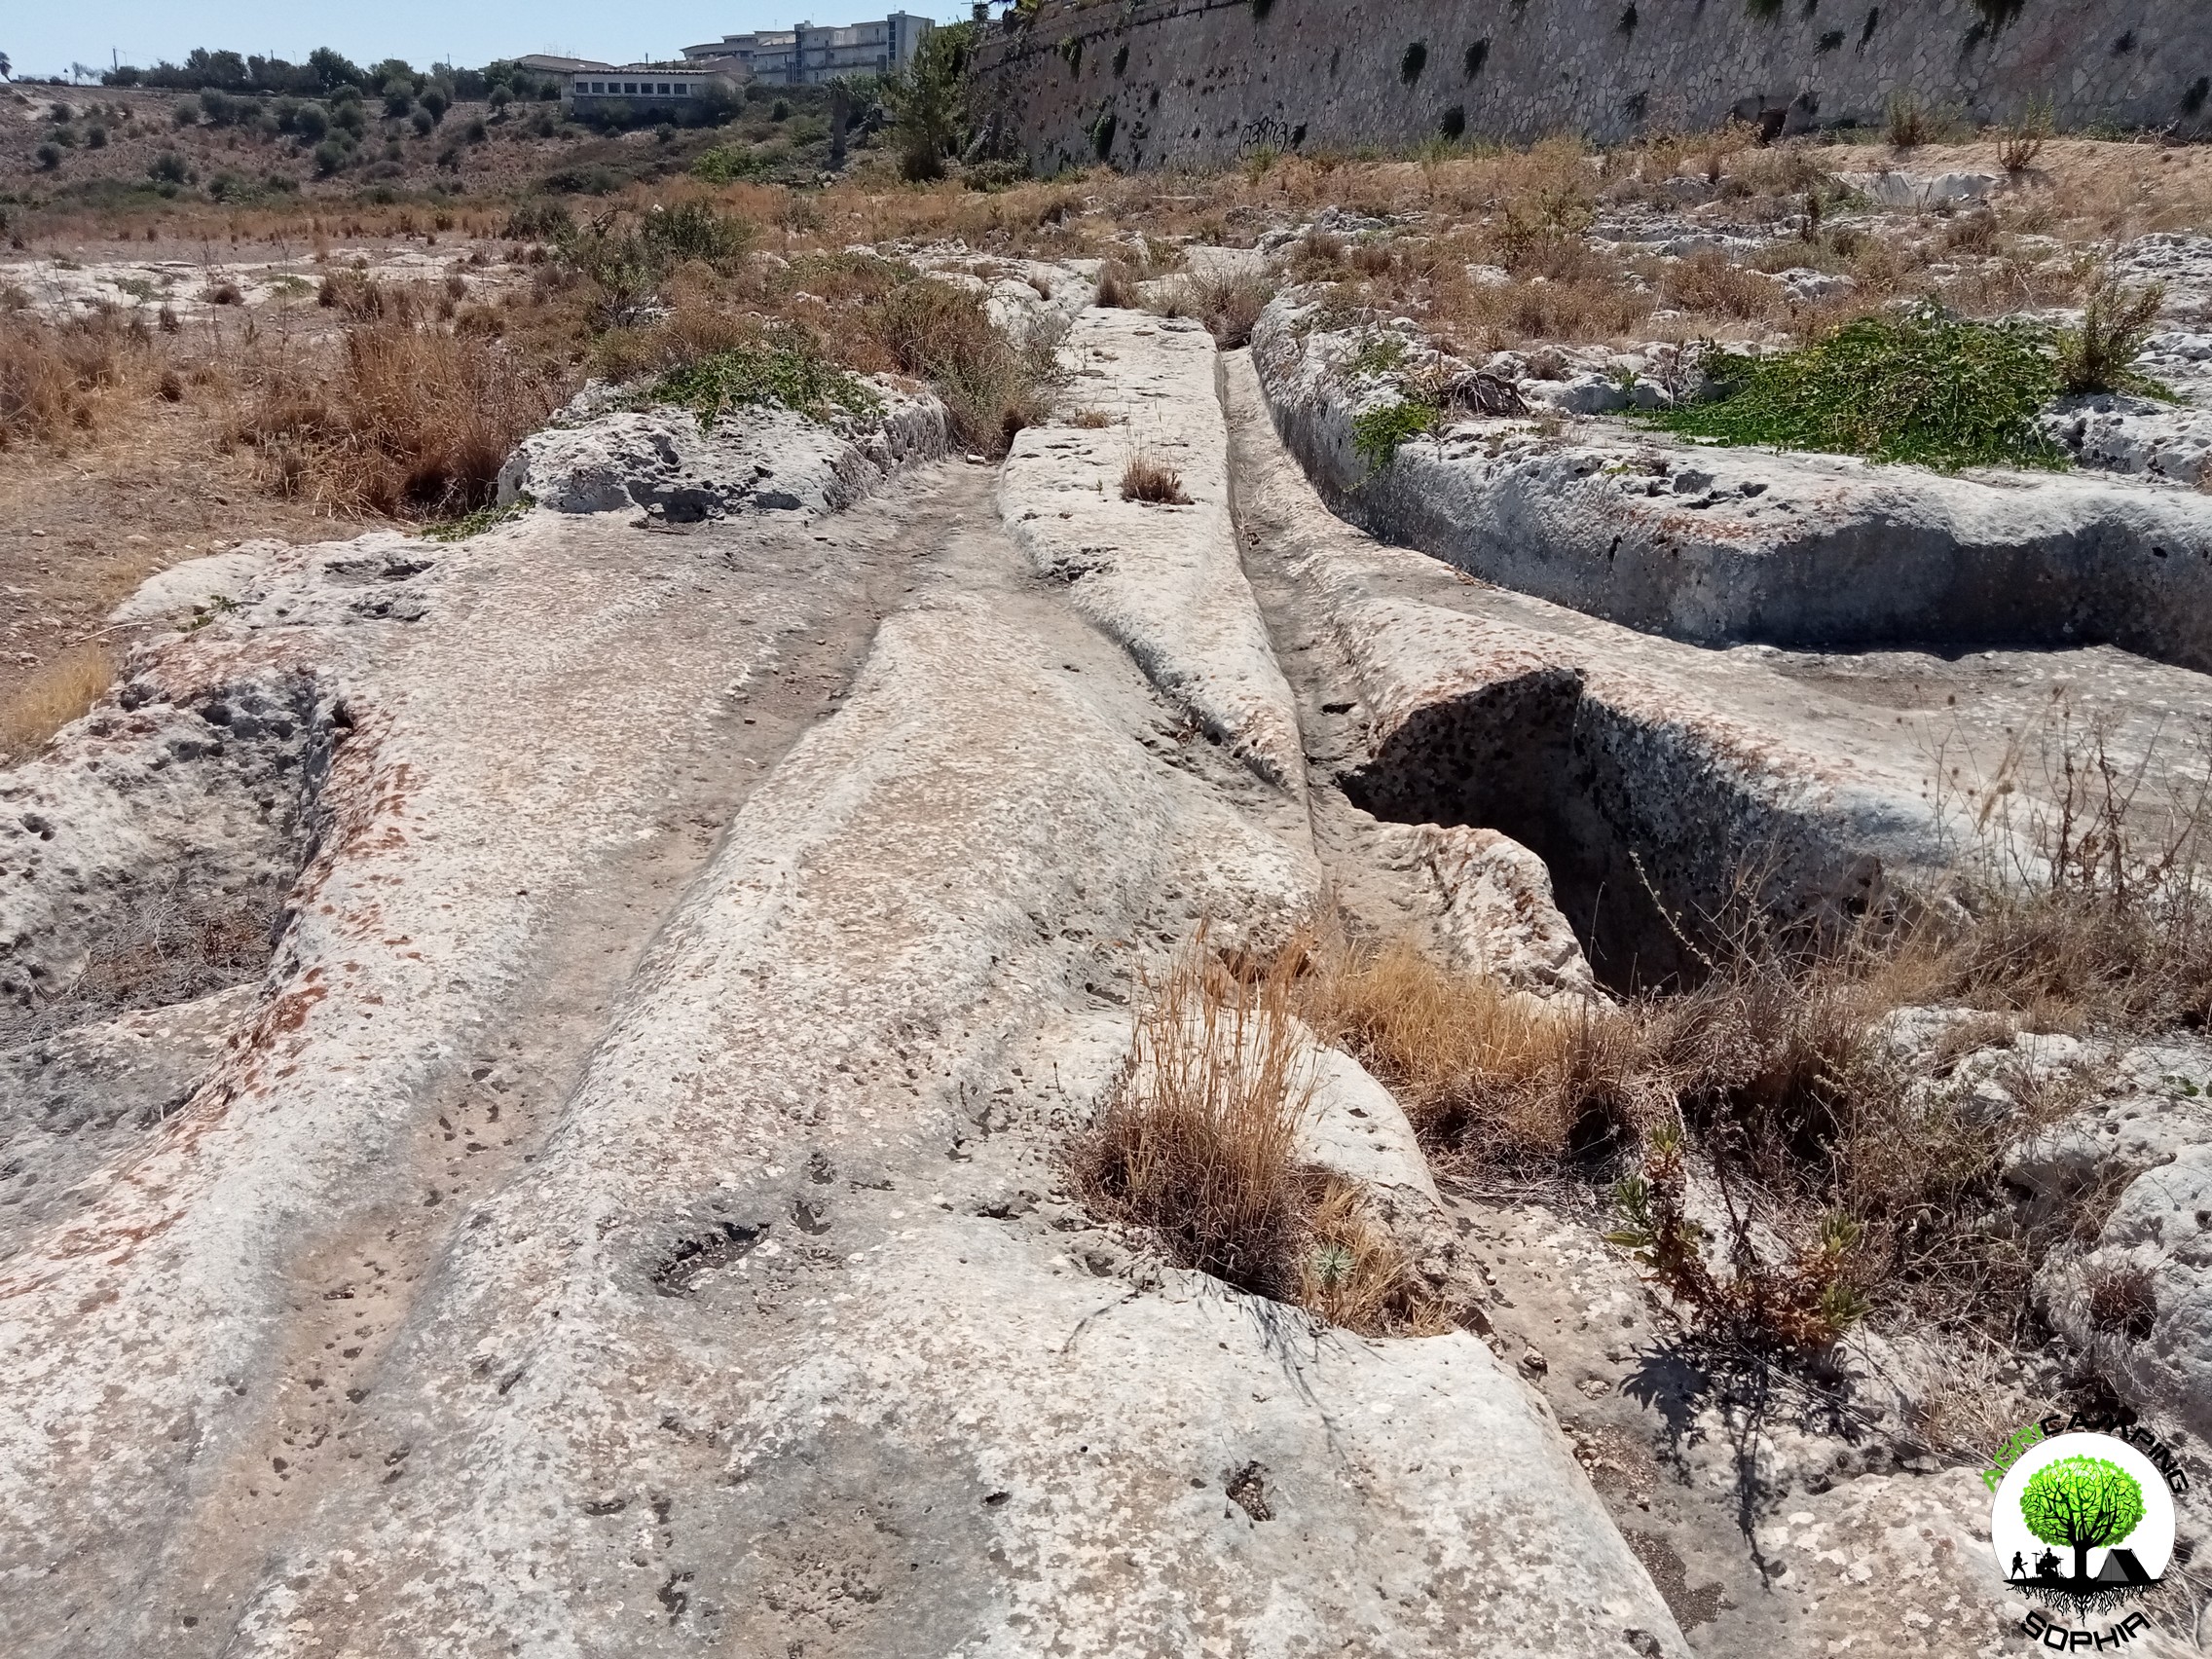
[2020,1456,2147,1584]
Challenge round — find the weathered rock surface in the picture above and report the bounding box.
[0,366,1692,1657]
[1371,822,1601,999]
[1254,296,2212,675]
[497,384,949,520]
[1003,310,1305,791]
[2044,1147,2212,1451]
[1229,346,1960,987]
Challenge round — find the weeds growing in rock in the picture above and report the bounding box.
[423,494,534,542]
[1350,397,1438,472]
[650,334,882,428]
[1649,304,2069,472]
[2057,273,2170,399]
[1607,1122,1873,1353]
[1071,940,1451,1336]
[1121,451,1191,503]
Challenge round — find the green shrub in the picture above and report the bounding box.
[1352,397,1438,470]
[1648,304,2068,471]
[883,19,975,181]
[411,108,434,137]
[312,139,347,176]
[691,144,771,183]
[2058,275,2170,398]
[148,151,192,185]
[424,495,533,541]
[34,143,61,171]
[642,201,756,264]
[1400,42,1427,83]
[649,337,882,428]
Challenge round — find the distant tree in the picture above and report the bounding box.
[2021,1457,2147,1584]
[881,20,975,181]
[420,83,450,124]
[1,53,13,82]
[371,58,419,95]
[184,48,249,90]
[308,47,367,92]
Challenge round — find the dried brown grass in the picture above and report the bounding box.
[1070,940,1452,1336]
[1294,931,1668,1168]
[0,642,115,762]
[1073,945,1312,1298]
[0,310,154,450]
[227,317,557,517]
[1121,451,1191,504]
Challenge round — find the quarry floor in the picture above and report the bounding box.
[8,312,2212,1657]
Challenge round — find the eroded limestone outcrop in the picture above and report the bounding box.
[1254,295,2212,675]
[0,346,1692,1658]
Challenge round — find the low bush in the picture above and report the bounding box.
[1350,397,1438,472]
[229,317,557,516]
[2057,273,2169,398]
[649,335,881,427]
[1648,304,2069,471]
[874,276,1058,453]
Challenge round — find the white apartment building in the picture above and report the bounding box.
[565,62,745,111]
[680,15,934,84]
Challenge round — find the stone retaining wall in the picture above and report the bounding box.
[973,0,2212,170]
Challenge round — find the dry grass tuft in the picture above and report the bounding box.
[2081,1258,2158,1341]
[1070,940,1453,1336]
[1299,1175,1458,1336]
[1295,931,1667,1167]
[1121,451,1191,504]
[1661,248,1781,321]
[0,642,115,762]
[1181,271,1278,349]
[1093,257,1139,309]
[228,318,556,517]
[1073,944,1312,1299]
[0,312,151,450]
[1068,407,1116,428]
[874,275,1060,454]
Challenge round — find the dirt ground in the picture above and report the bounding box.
[0,406,368,726]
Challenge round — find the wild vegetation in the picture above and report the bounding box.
[1069,941,1454,1337]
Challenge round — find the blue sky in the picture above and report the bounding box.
[3,3,971,81]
